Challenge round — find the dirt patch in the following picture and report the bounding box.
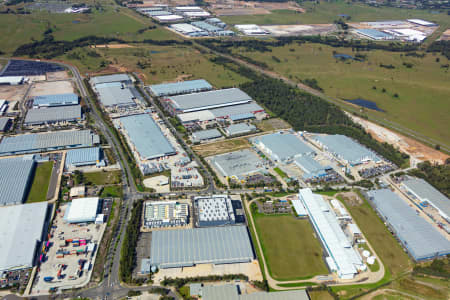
[261,24,337,36]
[210,0,303,16]
[46,71,70,81]
[439,29,450,41]
[91,44,135,49]
[338,191,362,207]
[193,138,251,157]
[89,64,131,77]
[29,80,74,97]
[255,118,291,131]
[0,84,28,101]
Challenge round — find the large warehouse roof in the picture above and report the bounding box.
[210,102,264,119]
[65,147,102,168]
[313,134,381,165]
[368,189,450,261]
[24,105,82,125]
[65,197,100,223]
[402,177,450,221]
[294,155,329,179]
[150,225,254,268]
[97,84,136,107]
[149,79,212,97]
[253,133,313,162]
[0,157,35,206]
[200,284,309,300]
[211,149,265,178]
[90,74,131,85]
[224,123,256,136]
[33,93,79,108]
[168,88,252,113]
[119,114,176,160]
[0,202,48,271]
[0,130,99,156]
[192,129,222,141]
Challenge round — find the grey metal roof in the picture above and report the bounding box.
[230,113,255,121]
[201,284,310,300]
[33,93,79,107]
[294,155,329,179]
[313,134,381,165]
[192,129,222,141]
[169,88,252,113]
[402,177,450,220]
[150,225,254,268]
[97,84,136,107]
[119,114,176,160]
[191,21,222,32]
[0,202,48,271]
[211,149,265,178]
[368,189,450,261]
[210,102,264,119]
[0,157,35,206]
[0,130,98,156]
[24,105,82,125]
[356,29,394,39]
[253,133,313,162]
[202,284,239,300]
[225,123,256,136]
[65,147,101,168]
[0,118,10,132]
[90,74,131,85]
[150,79,212,97]
[242,290,309,300]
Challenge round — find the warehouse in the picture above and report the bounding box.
[199,284,309,300]
[153,15,184,23]
[0,202,48,272]
[96,83,136,107]
[0,157,36,206]
[183,11,211,18]
[177,110,216,126]
[118,114,176,160]
[65,197,100,223]
[90,74,132,86]
[149,79,212,97]
[194,195,235,227]
[312,134,382,165]
[294,155,330,179]
[191,21,221,32]
[65,147,104,169]
[0,118,11,132]
[300,189,365,279]
[252,133,313,163]
[367,189,450,261]
[192,128,222,143]
[407,19,436,26]
[166,88,252,113]
[0,76,26,85]
[224,123,256,137]
[170,23,207,36]
[236,24,269,35]
[149,225,254,269]
[0,129,99,156]
[402,177,450,222]
[355,29,395,40]
[211,149,266,179]
[24,105,82,125]
[32,93,79,108]
[143,201,189,229]
[388,28,427,42]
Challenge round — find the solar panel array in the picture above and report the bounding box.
[0,60,64,76]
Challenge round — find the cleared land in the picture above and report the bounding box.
[255,118,291,132]
[83,170,122,186]
[26,162,54,203]
[193,138,251,157]
[252,211,328,280]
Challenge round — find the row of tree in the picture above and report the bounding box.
[408,161,450,197]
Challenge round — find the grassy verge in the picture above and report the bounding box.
[273,167,288,179]
[276,282,317,288]
[26,161,53,203]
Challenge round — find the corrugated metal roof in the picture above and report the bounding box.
[150,79,212,97]
[253,133,313,162]
[201,285,309,300]
[402,177,450,220]
[230,113,255,121]
[242,290,309,300]
[65,197,99,223]
[90,74,131,85]
[65,147,101,167]
[225,123,256,136]
[211,149,265,178]
[169,88,252,113]
[119,114,176,160]
[177,110,216,123]
[97,85,136,107]
[191,21,222,32]
[0,202,48,271]
[0,118,10,132]
[294,155,329,179]
[0,157,35,206]
[192,129,222,141]
[33,93,79,107]
[25,105,82,125]
[210,102,264,118]
[150,225,254,268]
[202,284,239,300]
[356,29,394,39]
[368,189,450,261]
[0,130,98,155]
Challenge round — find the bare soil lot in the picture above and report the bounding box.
[261,24,337,36]
[0,84,28,101]
[210,0,303,16]
[255,118,291,132]
[46,71,70,81]
[29,80,74,97]
[193,138,251,157]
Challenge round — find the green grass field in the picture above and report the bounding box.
[83,170,121,186]
[252,212,328,280]
[27,162,53,203]
[101,185,122,198]
[234,43,450,146]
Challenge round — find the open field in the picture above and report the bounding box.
[193,138,251,157]
[26,162,53,203]
[83,170,121,186]
[309,290,335,300]
[252,212,328,280]
[233,43,450,146]
[255,118,291,132]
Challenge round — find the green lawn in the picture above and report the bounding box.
[101,185,123,198]
[27,162,53,203]
[83,170,121,186]
[273,167,288,178]
[252,212,328,280]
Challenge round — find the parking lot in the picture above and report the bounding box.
[33,204,106,293]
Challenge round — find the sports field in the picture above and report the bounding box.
[233,43,450,147]
[26,161,53,203]
[252,212,328,280]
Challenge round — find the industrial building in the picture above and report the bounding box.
[170,23,208,37]
[153,15,184,23]
[407,19,436,26]
[402,177,450,222]
[312,134,382,165]
[291,200,308,217]
[118,114,176,160]
[224,123,256,137]
[192,128,222,143]
[149,79,212,97]
[0,76,26,85]
[89,74,132,86]
[65,147,104,169]
[211,149,266,180]
[0,202,49,272]
[24,105,82,125]
[149,225,254,269]
[95,83,136,108]
[32,93,79,108]
[165,88,252,114]
[194,195,235,227]
[65,197,101,223]
[299,188,365,279]
[355,29,395,40]
[294,155,330,180]
[143,201,189,228]
[252,133,313,163]
[367,189,450,261]
[235,24,269,35]
[0,118,11,132]
[0,129,99,156]
[0,157,36,206]
[198,284,309,300]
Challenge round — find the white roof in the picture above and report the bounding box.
[175,6,202,10]
[0,76,24,84]
[66,197,99,223]
[154,15,183,21]
[184,11,211,17]
[0,202,48,271]
[348,223,361,235]
[177,110,215,123]
[291,200,308,216]
[407,19,436,26]
[171,23,204,34]
[391,28,427,41]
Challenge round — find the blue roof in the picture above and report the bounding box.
[253,133,313,162]
[65,147,101,167]
[0,157,35,206]
[150,79,212,97]
[119,114,176,160]
[230,113,255,121]
[33,93,79,107]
